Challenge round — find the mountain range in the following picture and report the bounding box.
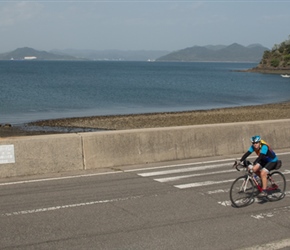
[0,43,269,62]
[0,47,169,61]
[156,43,269,62]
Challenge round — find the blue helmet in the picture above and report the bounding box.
[251,135,261,143]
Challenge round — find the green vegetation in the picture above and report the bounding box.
[258,35,290,70]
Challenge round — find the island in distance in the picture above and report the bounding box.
[0,43,268,62]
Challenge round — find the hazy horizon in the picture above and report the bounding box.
[1,42,270,54]
[0,1,289,53]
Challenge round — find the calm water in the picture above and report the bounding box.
[1,60,290,125]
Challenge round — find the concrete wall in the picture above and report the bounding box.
[1,119,290,178]
[0,134,84,177]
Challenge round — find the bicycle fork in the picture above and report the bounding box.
[241,176,251,192]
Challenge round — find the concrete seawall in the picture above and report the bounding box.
[1,119,290,178]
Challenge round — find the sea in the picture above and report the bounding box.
[1,60,290,125]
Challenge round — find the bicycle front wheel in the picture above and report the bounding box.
[267,171,286,201]
[230,176,255,208]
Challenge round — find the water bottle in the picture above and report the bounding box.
[254,174,261,185]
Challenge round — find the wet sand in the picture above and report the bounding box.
[1,101,290,138]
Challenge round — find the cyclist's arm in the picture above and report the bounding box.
[240,145,255,162]
[240,151,251,162]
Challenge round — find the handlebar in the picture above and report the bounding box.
[233,160,255,175]
[232,160,246,172]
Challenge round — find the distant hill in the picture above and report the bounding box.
[253,37,290,71]
[156,43,269,62]
[50,49,170,61]
[0,47,170,61]
[0,44,274,63]
[0,47,80,60]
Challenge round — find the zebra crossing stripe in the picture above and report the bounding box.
[138,163,230,177]
[174,179,235,189]
[154,169,236,182]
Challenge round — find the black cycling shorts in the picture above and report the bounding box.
[259,161,277,172]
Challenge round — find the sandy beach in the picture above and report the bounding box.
[1,101,290,138]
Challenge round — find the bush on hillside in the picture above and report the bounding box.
[258,35,290,69]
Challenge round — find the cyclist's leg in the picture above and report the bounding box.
[252,162,263,179]
[260,168,268,190]
[252,162,262,173]
[261,162,277,189]
[253,160,267,190]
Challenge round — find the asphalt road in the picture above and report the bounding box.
[1,150,290,250]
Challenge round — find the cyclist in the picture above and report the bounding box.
[239,135,279,198]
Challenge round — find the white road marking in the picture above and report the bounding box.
[1,195,143,217]
[138,163,230,177]
[218,191,290,207]
[130,152,290,173]
[0,171,123,186]
[282,169,290,174]
[126,157,239,172]
[154,169,236,182]
[239,238,290,250]
[207,188,230,194]
[174,179,235,189]
[218,200,232,206]
[251,205,290,220]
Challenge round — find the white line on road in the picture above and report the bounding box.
[138,163,230,177]
[128,158,236,172]
[207,188,230,194]
[218,191,290,207]
[1,195,143,217]
[130,152,289,173]
[174,179,235,189]
[239,238,290,250]
[0,171,123,186]
[154,169,236,182]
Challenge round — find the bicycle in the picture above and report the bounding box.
[229,160,286,208]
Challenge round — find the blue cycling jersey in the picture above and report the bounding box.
[248,142,278,163]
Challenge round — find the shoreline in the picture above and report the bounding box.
[242,68,290,74]
[1,101,290,138]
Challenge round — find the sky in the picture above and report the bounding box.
[0,0,289,53]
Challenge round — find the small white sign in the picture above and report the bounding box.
[0,145,15,164]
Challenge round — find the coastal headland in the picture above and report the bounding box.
[1,101,290,138]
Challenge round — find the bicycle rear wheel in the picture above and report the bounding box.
[266,171,286,201]
[230,176,254,208]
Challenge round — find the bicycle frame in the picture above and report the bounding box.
[252,175,263,192]
[236,163,278,192]
[242,174,262,192]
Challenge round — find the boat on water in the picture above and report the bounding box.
[281,74,290,78]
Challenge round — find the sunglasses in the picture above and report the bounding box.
[252,141,260,144]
